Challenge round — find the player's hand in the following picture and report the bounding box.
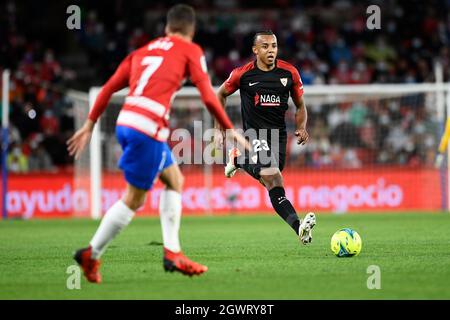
[295,128,309,145]
[213,128,225,149]
[435,153,444,168]
[67,120,95,160]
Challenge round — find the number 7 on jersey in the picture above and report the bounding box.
[134,56,163,96]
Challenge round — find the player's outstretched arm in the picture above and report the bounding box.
[216,84,231,124]
[213,84,232,148]
[292,94,309,145]
[188,47,248,151]
[195,80,249,152]
[67,54,131,159]
[196,80,234,130]
[187,46,233,130]
[87,54,131,124]
[288,65,308,145]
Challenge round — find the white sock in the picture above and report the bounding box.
[159,190,182,253]
[90,200,135,259]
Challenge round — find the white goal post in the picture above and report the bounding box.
[69,82,450,218]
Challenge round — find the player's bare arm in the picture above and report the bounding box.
[215,84,230,131]
[213,84,232,148]
[292,94,309,145]
[216,84,231,119]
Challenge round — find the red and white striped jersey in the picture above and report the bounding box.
[88,35,233,141]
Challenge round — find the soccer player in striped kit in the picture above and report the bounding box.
[67,4,247,282]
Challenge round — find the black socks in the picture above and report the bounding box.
[269,186,300,235]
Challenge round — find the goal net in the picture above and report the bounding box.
[68,83,450,218]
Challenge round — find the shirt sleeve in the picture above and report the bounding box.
[223,69,241,95]
[187,45,209,85]
[187,45,233,129]
[290,67,304,101]
[88,53,132,122]
[195,78,234,130]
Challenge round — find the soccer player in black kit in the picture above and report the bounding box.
[214,30,316,244]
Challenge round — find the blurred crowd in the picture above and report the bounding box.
[285,95,439,168]
[1,2,76,173]
[73,0,450,86]
[167,92,440,170]
[0,0,449,172]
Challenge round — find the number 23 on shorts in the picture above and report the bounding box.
[252,139,270,152]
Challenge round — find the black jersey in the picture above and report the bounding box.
[224,59,304,136]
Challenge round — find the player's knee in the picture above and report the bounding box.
[132,195,146,211]
[262,173,283,190]
[123,192,146,211]
[167,172,184,193]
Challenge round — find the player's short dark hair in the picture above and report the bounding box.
[253,30,275,45]
[166,4,196,34]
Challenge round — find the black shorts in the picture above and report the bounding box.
[236,135,287,180]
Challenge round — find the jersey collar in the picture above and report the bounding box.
[253,59,278,72]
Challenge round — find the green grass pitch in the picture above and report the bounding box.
[1,213,450,299]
